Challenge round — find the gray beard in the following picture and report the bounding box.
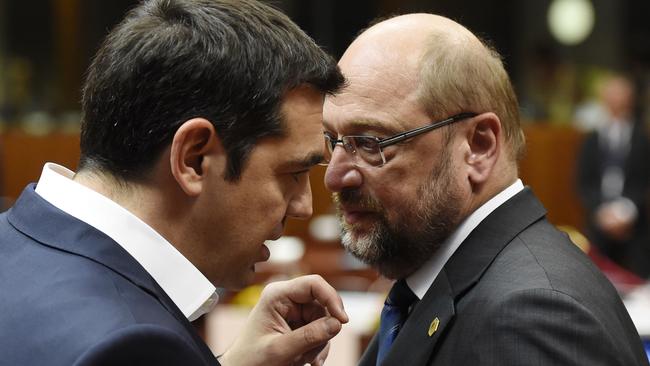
[336,156,463,279]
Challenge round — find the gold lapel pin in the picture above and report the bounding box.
[428,317,440,337]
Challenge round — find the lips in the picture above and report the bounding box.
[255,224,284,263]
[340,206,377,225]
[258,243,271,262]
[334,190,383,225]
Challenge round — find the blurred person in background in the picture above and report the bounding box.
[576,74,650,279]
[0,0,348,365]
[322,14,649,366]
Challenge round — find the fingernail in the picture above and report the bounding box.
[325,317,341,335]
[342,311,349,323]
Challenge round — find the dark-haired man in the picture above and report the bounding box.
[322,14,648,365]
[0,0,346,365]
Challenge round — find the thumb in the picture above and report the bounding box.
[278,316,342,357]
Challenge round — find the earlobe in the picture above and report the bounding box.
[169,118,222,196]
[466,113,500,185]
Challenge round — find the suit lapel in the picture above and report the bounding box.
[360,188,548,366]
[7,185,216,362]
[443,188,546,298]
[382,270,455,366]
[358,333,379,366]
[8,185,159,293]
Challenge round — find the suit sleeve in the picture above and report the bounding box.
[73,324,219,366]
[463,288,648,366]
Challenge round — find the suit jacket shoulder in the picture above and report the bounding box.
[0,185,217,366]
[361,188,648,366]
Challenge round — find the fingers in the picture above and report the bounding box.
[313,342,331,366]
[280,275,349,324]
[286,302,327,330]
[278,316,341,361]
[296,342,330,366]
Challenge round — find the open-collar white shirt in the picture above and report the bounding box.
[35,162,218,321]
[406,179,525,299]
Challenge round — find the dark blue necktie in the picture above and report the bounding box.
[376,279,418,366]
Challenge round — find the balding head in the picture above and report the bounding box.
[339,13,524,163]
[345,13,480,62]
[323,14,524,278]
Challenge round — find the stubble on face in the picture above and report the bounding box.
[334,151,464,279]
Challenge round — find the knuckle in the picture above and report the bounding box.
[303,325,320,345]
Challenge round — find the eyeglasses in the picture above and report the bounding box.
[322,112,477,167]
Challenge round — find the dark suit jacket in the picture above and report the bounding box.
[0,185,218,365]
[360,189,648,366]
[576,123,650,277]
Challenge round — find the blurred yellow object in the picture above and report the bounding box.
[557,225,591,253]
[230,284,263,308]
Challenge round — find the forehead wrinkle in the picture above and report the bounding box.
[342,61,417,99]
[327,83,424,133]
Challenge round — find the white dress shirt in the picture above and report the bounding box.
[406,179,525,299]
[35,163,218,321]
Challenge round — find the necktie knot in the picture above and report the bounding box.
[386,279,417,309]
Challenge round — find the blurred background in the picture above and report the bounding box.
[1,0,649,363]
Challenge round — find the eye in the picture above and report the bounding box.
[352,136,380,153]
[323,132,337,150]
[291,169,310,182]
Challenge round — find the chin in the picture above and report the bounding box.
[217,269,256,291]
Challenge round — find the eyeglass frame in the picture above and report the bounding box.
[322,112,477,167]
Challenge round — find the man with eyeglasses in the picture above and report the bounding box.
[322,14,648,366]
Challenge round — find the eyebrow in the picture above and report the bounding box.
[281,151,325,170]
[323,118,399,136]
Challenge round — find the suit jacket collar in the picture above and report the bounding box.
[444,187,546,298]
[7,185,216,363]
[8,184,160,295]
[363,188,546,366]
[373,270,456,366]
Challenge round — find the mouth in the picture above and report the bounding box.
[255,223,285,264]
[334,190,383,226]
[257,243,271,263]
[340,206,378,226]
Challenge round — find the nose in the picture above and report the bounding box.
[286,176,313,220]
[324,146,363,193]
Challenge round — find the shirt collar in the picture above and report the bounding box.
[35,163,218,321]
[406,179,525,299]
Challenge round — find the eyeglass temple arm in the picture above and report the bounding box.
[378,112,477,148]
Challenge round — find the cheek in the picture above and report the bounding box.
[253,182,291,218]
[370,184,415,223]
[370,167,418,202]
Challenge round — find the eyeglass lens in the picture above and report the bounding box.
[324,135,385,166]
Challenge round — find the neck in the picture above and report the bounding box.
[467,161,518,215]
[73,168,186,249]
[74,170,146,217]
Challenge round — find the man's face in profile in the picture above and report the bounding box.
[322,49,465,278]
[197,85,325,288]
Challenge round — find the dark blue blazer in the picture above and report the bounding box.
[0,185,218,365]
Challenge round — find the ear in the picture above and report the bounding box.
[169,118,223,196]
[464,112,501,186]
